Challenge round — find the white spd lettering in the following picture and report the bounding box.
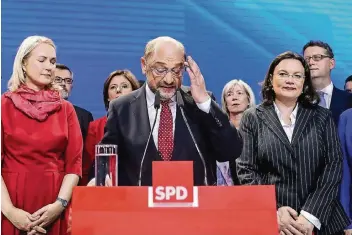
[154,186,188,200]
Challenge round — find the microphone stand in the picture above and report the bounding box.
[138,90,161,186]
[176,89,209,186]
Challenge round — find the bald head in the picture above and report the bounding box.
[144,36,185,61]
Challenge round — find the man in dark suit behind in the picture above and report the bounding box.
[303,40,352,125]
[72,105,93,141]
[95,36,242,186]
[54,64,93,141]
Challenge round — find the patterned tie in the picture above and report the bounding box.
[318,91,327,108]
[158,100,174,161]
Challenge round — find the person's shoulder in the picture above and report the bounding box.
[245,105,259,114]
[1,92,17,113]
[305,104,336,126]
[1,91,11,104]
[340,108,352,120]
[73,104,92,116]
[338,108,352,130]
[241,105,260,123]
[246,103,264,115]
[90,116,107,126]
[88,116,107,132]
[94,116,107,123]
[109,88,140,109]
[333,86,351,98]
[1,91,10,97]
[61,99,76,113]
[314,104,332,116]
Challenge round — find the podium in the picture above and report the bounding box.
[72,161,278,235]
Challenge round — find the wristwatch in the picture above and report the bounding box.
[56,197,68,208]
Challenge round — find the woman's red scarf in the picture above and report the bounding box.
[4,85,62,121]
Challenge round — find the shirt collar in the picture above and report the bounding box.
[145,83,176,108]
[146,83,155,108]
[318,82,333,96]
[273,102,299,126]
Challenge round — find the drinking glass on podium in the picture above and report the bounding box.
[95,144,118,186]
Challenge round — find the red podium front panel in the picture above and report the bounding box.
[72,161,277,235]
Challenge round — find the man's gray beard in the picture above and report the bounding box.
[159,89,176,100]
[59,90,69,99]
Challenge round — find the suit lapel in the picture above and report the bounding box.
[257,104,293,152]
[172,88,197,161]
[329,86,338,112]
[172,106,186,160]
[131,84,160,161]
[291,105,315,146]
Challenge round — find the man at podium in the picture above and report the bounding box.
[88,36,242,186]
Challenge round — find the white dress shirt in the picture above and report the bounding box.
[145,84,211,148]
[317,82,333,109]
[274,102,321,230]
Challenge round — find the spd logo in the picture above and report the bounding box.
[148,186,199,208]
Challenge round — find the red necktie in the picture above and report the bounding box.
[158,100,174,161]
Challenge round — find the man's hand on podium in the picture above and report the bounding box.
[277,206,307,235]
[87,175,113,187]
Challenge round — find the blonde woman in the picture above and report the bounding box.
[221,79,256,128]
[1,36,82,235]
[217,79,255,185]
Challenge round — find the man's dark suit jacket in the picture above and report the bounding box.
[330,86,352,125]
[73,105,93,141]
[98,84,242,186]
[236,103,350,235]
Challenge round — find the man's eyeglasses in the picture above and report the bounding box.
[304,54,331,62]
[148,66,185,79]
[276,72,305,80]
[54,76,73,84]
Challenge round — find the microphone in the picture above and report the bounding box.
[138,90,161,186]
[176,89,209,186]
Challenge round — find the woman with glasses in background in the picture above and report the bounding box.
[217,79,255,185]
[236,51,349,235]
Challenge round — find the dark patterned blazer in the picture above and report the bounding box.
[236,103,350,235]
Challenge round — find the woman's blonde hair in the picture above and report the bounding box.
[221,79,256,115]
[8,35,56,92]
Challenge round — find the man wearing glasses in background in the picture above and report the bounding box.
[55,64,94,141]
[303,40,352,125]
